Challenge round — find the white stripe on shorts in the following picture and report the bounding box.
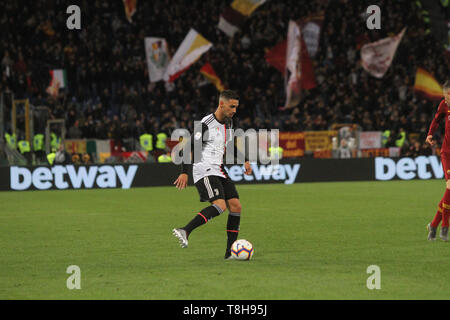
[204,176,214,199]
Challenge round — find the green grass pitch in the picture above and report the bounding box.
[1,180,450,299]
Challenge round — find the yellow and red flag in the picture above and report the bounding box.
[200,63,225,92]
[218,0,266,37]
[414,68,443,100]
[163,29,212,82]
[123,0,137,23]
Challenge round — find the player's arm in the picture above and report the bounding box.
[426,99,447,146]
[174,141,191,190]
[174,122,208,190]
[234,142,252,175]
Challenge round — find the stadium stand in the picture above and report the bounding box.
[0,0,448,164]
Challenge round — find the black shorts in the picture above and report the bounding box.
[195,175,239,202]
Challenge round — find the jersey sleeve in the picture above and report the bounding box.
[180,122,209,174]
[428,99,447,137]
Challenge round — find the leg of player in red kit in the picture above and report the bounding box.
[428,152,450,241]
[429,200,443,230]
[440,153,450,241]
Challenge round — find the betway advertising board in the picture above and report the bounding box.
[9,165,139,190]
[0,156,444,191]
[374,156,443,180]
[1,164,163,191]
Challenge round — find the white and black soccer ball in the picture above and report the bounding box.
[230,239,254,260]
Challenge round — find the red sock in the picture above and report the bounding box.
[431,200,443,228]
[442,190,450,227]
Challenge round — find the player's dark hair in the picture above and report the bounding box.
[444,80,450,90]
[219,90,239,101]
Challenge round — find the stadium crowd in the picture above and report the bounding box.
[0,0,448,156]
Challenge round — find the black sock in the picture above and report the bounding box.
[226,212,241,251]
[183,204,223,236]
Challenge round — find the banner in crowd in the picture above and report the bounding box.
[95,140,111,155]
[46,69,67,96]
[64,139,111,155]
[144,37,169,82]
[200,63,225,91]
[358,131,382,149]
[218,7,245,37]
[284,21,316,108]
[163,29,212,82]
[98,152,111,163]
[314,149,332,158]
[97,151,147,163]
[360,147,400,158]
[360,27,406,78]
[299,29,317,91]
[218,0,267,37]
[304,131,337,151]
[231,0,267,16]
[414,68,443,100]
[300,15,324,58]
[360,148,389,158]
[65,140,87,154]
[285,21,301,108]
[265,39,286,74]
[278,132,305,157]
[121,151,147,162]
[123,0,137,23]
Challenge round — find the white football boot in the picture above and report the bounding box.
[172,228,188,248]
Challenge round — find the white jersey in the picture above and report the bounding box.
[192,113,233,183]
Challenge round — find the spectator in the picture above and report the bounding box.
[54,143,71,165]
[67,120,83,139]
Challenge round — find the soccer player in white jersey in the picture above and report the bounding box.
[172,90,252,259]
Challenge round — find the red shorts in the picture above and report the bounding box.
[442,152,450,180]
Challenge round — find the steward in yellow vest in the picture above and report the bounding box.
[47,152,56,165]
[156,132,168,150]
[140,133,154,152]
[50,132,61,150]
[4,132,17,150]
[268,146,284,160]
[395,131,406,148]
[33,134,44,152]
[18,140,31,154]
[158,153,172,163]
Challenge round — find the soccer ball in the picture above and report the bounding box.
[231,239,254,260]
